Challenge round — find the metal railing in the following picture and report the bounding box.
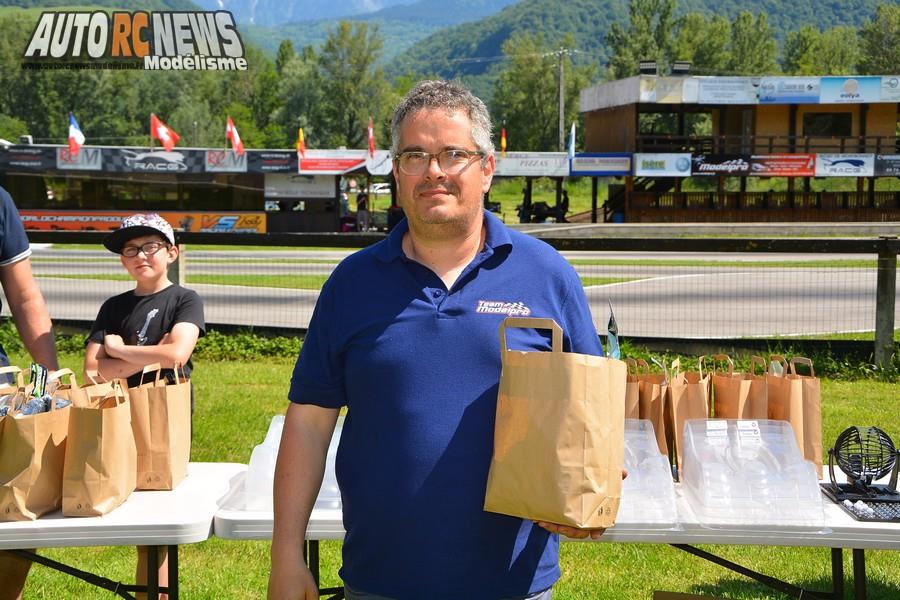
[19,231,900,368]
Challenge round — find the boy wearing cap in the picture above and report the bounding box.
[84,213,204,599]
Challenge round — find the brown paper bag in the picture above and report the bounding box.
[767,356,823,478]
[49,368,89,408]
[0,390,70,520]
[709,355,767,419]
[63,382,137,516]
[624,359,643,420]
[128,364,191,490]
[484,317,625,529]
[638,361,668,456]
[667,359,710,478]
[0,366,24,397]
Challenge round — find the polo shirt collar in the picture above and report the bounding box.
[374,209,512,263]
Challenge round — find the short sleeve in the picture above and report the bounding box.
[174,288,206,336]
[288,275,347,408]
[87,299,114,345]
[0,187,31,267]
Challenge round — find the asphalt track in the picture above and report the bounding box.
[22,248,898,339]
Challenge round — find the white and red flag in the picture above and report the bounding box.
[226,115,244,155]
[367,116,375,158]
[150,113,180,151]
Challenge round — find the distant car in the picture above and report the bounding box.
[369,183,392,195]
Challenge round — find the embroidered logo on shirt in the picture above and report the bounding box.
[475,300,531,317]
[136,308,159,345]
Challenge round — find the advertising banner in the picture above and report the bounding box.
[875,154,900,177]
[819,76,881,104]
[298,149,367,174]
[19,210,266,233]
[881,76,900,102]
[815,154,875,177]
[634,153,692,177]
[205,150,248,173]
[56,147,103,171]
[494,152,569,177]
[248,151,297,173]
[264,174,334,198]
[104,148,206,173]
[758,77,820,104]
[570,153,632,176]
[749,154,816,177]
[0,145,55,171]
[698,77,759,104]
[691,155,751,177]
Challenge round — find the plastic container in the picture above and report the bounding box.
[680,419,824,528]
[619,419,678,526]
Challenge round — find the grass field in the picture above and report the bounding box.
[10,351,899,599]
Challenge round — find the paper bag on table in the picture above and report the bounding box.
[0,387,70,521]
[667,358,710,478]
[128,363,191,490]
[484,317,625,529]
[624,359,644,420]
[638,360,668,456]
[63,381,137,516]
[767,355,823,478]
[709,355,767,420]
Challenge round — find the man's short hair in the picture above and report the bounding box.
[390,80,494,158]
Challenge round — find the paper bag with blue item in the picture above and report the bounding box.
[484,317,625,529]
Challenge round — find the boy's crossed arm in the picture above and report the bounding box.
[84,322,201,381]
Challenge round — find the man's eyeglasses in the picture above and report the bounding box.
[395,149,484,176]
[121,241,169,258]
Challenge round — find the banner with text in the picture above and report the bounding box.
[749,154,816,177]
[634,153,692,177]
[20,210,266,233]
[691,155,751,177]
[570,153,632,176]
[815,154,875,177]
[494,152,569,177]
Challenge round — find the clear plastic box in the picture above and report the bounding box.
[619,419,678,526]
[680,419,824,528]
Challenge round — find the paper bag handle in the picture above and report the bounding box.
[139,363,163,386]
[498,317,563,356]
[85,369,109,386]
[0,366,24,389]
[49,368,78,387]
[749,356,767,377]
[768,354,789,377]
[790,357,815,377]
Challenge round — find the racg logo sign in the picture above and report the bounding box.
[22,11,246,71]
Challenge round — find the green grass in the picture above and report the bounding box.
[187,274,330,290]
[9,350,899,599]
[580,277,636,287]
[569,259,880,268]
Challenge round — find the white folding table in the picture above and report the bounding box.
[214,468,900,600]
[0,462,244,600]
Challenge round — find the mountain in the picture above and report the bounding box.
[191,0,413,26]
[237,0,519,61]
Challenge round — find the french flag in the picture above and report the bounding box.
[68,113,85,156]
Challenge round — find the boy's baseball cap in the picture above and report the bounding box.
[103,213,176,254]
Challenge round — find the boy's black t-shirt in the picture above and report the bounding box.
[88,284,206,388]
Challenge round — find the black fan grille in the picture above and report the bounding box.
[835,426,896,482]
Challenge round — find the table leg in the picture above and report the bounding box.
[310,540,321,587]
[147,545,160,600]
[853,548,866,600]
[168,545,179,599]
[830,548,844,600]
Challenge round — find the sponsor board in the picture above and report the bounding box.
[691,155,751,177]
[494,152,569,177]
[875,154,900,177]
[697,77,759,104]
[298,149,367,174]
[205,150,247,173]
[758,77,820,103]
[634,153,692,177]
[0,146,55,170]
[22,11,247,71]
[248,151,296,173]
[569,153,632,176]
[881,76,900,102]
[815,154,875,177]
[819,76,881,104]
[749,154,816,177]
[264,174,334,198]
[57,146,102,170]
[20,210,265,233]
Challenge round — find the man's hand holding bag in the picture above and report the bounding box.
[484,317,625,530]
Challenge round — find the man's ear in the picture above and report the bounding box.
[481,152,495,194]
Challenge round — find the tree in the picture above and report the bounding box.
[784,25,859,75]
[858,4,900,75]
[271,47,323,148]
[606,0,676,79]
[727,12,778,75]
[672,13,731,75]
[275,39,295,75]
[783,25,821,74]
[316,21,392,149]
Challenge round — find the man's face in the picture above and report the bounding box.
[392,108,494,236]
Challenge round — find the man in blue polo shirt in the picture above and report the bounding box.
[269,80,605,600]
